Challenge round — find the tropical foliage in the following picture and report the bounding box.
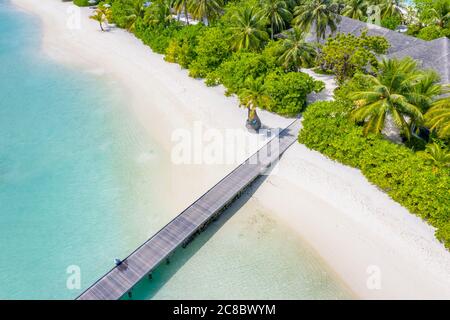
[422,0,450,28]
[74,0,95,6]
[238,80,272,120]
[293,0,341,41]
[342,0,367,20]
[89,4,112,31]
[228,6,269,51]
[275,27,317,71]
[418,142,450,168]
[188,26,232,78]
[259,0,292,39]
[425,97,450,139]
[165,24,205,68]
[349,57,444,139]
[188,0,223,25]
[298,101,450,248]
[262,70,325,115]
[318,31,390,83]
[206,51,277,93]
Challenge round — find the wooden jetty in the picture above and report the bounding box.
[77,120,301,300]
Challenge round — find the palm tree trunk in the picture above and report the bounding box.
[99,21,104,32]
[246,107,261,132]
[271,20,274,40]
[248,107,254,121]
[184,3,189,25]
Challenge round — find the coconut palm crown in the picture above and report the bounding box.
[342,0,368,20]
[188,0,223,26]
[349,57,445,140]
[229,7,269,51]
[259,0,292,39]
[293,0,341,42]
[277,27,317,71]
[425,96,450,139]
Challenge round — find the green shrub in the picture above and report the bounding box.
[206,51,277,93]
[188,27,233,78]
[262,71,323,116]
[334,73,372,103]
[164,24,205,68]
[134,20,181,54]
[109,0,135,28]
[381,16,402,30]
[318,31,390,83]
[73,0,94,6]
[298,101,450,248]
[417,25,450,41]
[406,23,422,37]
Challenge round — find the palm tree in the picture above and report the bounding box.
[144,0,173,26]
[173,0,190,25]
[229,7,269,51]
[349,57,432,139]
[342,0,368,20]
[332,0,348,14]
[379,0,404,19]
[424,0,450,28]
[89,5,111,31]
[293,0,341,42]
[125,0,146,32]
[425,97,450,139]
[418,142,450,168]
[238,81,272,131]
[188,0,223,26]
[259,0,292,39]
[277,27,317,70]
[408,71,443,113]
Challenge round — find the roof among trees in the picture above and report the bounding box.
[307,16,450,83]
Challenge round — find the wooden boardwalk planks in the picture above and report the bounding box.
[77,120,301,300]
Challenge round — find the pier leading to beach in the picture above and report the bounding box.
[77,120,301,300]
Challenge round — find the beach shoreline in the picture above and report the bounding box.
[11,0,450,299]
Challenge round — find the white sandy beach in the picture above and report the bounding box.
[11,0,450,299]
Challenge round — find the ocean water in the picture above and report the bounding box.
[0,1,353,299]
[128,182,354,300]
[0,1,170,299]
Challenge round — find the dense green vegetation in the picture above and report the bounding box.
[93,0,326,118]
[317,31,390,83]
[349,57,443,139]
[299,100,450,248]
[188,26,233,78]
[338,0,450,41]
[301,48,450,248]
[73,0,94,6]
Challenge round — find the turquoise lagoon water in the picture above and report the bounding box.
[0,1,353,299]
[0,1,169,299]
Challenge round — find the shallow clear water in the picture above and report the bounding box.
[0,1,353,300]
[128,183,354,300]
[0,1,169,299]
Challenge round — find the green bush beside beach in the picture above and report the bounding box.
[73,0,93,7]
[98,0,450,249]
[104,0,322,118]
[299,101,450,248]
